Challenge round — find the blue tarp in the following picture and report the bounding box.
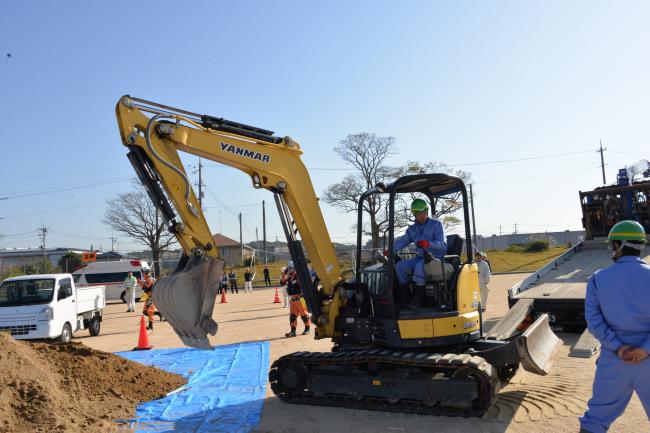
[116,341,270,433]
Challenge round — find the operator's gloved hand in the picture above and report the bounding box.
[416,240,430,249]
[383,249,389,257]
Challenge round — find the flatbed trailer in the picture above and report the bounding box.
[492,239,650,357]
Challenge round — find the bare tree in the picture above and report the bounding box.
[323,133,396,249]
[324,139,473,249]
[103,189,176,276]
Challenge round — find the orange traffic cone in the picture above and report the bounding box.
[273,288,281,303]
[220,290,228,304]
[133,316,152,350]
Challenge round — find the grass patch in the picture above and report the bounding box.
[227,246,569,283]
[486,246,568,273]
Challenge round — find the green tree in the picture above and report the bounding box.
[58,252,82,272]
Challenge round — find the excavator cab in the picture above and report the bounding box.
[338,174,482,348]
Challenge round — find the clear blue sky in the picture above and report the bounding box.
[1,1,648,253]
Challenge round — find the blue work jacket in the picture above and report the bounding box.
[585,255,650,353]
[394,218,447,260]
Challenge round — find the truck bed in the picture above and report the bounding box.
[504,240,650,356]
[509,240,650,302]
[76,285,106,314]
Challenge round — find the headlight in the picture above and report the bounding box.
[38,307,53,321]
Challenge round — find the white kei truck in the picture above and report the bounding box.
[0,273,105,343]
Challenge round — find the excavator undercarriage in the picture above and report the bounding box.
[270,311,558,417]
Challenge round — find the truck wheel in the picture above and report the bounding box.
[88,316,101,336]
[120,291,127,303]
[58,323,72,343]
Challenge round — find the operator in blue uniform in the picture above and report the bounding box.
[393,198,447,309]
[579,220,650,433]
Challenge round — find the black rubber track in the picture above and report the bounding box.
[269,349,500,417]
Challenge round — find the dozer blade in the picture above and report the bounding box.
[152,251,224,349]
[515,313,562,375]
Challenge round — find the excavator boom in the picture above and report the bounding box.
[115,96,344,347]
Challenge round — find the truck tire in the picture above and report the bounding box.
[58,323,72,343]
[120,291,127,303]
[88,316,101,336]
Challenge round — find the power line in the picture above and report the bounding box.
[0,230,37,238]
[203,203,261,209]
[445,149,593,167]
[0,177,131,200]
[48,228,114,240]
[0,167,124,183]
[474,166,594,185]
[0,201,106,220]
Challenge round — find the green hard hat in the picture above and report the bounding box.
[410,198,429,215]
[608,220,647,242]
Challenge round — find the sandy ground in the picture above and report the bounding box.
[80,275,649,433]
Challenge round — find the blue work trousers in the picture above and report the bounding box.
[579,350,650,433]
[396,257,426,286]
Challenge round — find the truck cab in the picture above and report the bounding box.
[0,274,105,343]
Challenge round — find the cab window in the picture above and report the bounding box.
[57,278,73,300]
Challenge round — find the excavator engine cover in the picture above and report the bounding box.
[152,250,223,349]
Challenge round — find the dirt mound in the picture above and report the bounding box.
[0,333,186,432]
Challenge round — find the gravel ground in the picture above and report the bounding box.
[79,274,649,433]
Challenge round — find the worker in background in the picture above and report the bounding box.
[244,268,254,293]
[228,269,238,294]
[141,270,162,326]
[579,220,650,433]
[279,266,289,308]
[282,261,310,337]
[393,198,447,309]
[475,252,491,312]
[143,295,155,330]
[219,273,229,295]
[263,266,271,286]
[123,271,137,313]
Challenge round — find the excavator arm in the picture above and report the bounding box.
[115,96,344,347]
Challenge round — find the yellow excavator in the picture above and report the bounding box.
[115,96,561,416]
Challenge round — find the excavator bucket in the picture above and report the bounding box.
[152,251,224,349]
[515,313,562,375]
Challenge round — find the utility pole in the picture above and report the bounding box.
[110,235,118,252]
[469,184,478,250]
[37,224,48,272]
[262,200,267,264]
[499,225,502,236]
[192,157,205,209]
[597,140,607,185]
[239,212,243,265]
[514,222,518,234]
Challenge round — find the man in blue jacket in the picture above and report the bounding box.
[393,198,447,309]
[579,220,650,433]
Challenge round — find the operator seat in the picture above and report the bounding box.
[445,234,463,258]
